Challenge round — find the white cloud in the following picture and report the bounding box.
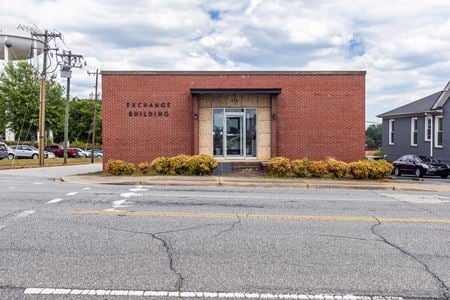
[1,0,450,123]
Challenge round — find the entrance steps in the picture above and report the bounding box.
[214,161,268,175]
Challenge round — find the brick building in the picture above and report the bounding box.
[102,71,366,167]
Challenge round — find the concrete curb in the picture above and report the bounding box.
[61,175,450,192]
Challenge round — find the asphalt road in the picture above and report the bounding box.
[0,165,450,300]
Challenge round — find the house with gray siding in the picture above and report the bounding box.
[378,81,450,162]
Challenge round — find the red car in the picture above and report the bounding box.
[45,145,78,158]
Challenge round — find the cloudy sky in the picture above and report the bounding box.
[1,0,450,123]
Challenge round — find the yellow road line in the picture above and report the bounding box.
[73,210,450,225]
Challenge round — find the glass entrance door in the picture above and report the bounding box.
[225,114,244,157]
[213,108,257,159]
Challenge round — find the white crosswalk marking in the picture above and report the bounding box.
[22,288,404,299]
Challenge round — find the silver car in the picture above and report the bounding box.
[9,145,54,159]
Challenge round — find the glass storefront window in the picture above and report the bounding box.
[246,109,257,157]
[213,109,224,156]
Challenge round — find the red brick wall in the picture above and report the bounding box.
[102,72,365,166]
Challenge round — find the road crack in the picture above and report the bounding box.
[147,232,184,290]
[0,210,23,221]
[82,221,228,291]
[371,218,450,300]
[211,215,241,238]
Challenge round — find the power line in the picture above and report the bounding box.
[366,121,381,125]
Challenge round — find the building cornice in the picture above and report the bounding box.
[101,70,366,76]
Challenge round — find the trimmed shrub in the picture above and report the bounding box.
[368,160,393,179]
[326,158,349,179]
[267,157,292,176]
[138,162,150,174]
[307,160,329,177]
[171,154,191,174]
[349,160,393,179]
[151,157,171,174]
[349,161,371,179]
[188,154,218,175]
[291,159,309,177]
[105,159,134,175]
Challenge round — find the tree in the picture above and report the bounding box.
[0,84,6,140]
[0,61,65,142]
[54,98,102,145]
[366,124,382,150]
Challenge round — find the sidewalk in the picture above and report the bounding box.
[62,174,450,192]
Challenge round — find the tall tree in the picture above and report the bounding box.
[54,98,102,145]
[0,82,6,140]
[366,124,382,150]
[0,61,65,142]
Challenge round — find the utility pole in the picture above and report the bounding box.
[88,69,100,163]
[57,50,84,164]
[31,30,61,166]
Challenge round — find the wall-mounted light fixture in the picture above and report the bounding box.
[272,113,277,120]
[193,113,199,119]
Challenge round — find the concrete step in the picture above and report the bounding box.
[214,161,264,174]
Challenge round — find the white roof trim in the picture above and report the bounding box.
[432,80,450,109]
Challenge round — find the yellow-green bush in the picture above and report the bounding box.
[138,162,150,174]
[150,154,218,175]
[326,158,349,179]
[171,154,191,174]
[151,157,171,174]
[188,154,218,175]
[105,159,135,175]
[291,159,309,177]
[368,160,393,179]
[349,160,393,179]
[307,160,329,177]
[267,157,292,176]
[349,161,370,179]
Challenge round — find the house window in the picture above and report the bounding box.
[435,116,443,147]
[425,117,432,141]
[389,119,395,145]
[411,118,418,146]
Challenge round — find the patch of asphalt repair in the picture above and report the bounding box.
[371,218,450,300]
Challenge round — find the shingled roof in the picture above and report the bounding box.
[377,80,450,118]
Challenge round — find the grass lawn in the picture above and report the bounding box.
[0,157,102,170]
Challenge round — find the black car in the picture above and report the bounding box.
[393,154,449,178]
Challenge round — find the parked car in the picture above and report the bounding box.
[45,145,78,158]
[0,142,8,160]
[73,148,88,158]
[85,149,103,158]
[393,154,449,178]
[9,145,53,159]
[7,146,15,160]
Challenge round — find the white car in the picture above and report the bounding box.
[74,148,88,158]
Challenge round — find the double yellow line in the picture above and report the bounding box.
[73,210,450,225]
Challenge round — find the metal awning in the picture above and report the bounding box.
[191,88,281,95]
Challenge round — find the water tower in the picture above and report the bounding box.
[0,29,44,62]
[0,29,44,142]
